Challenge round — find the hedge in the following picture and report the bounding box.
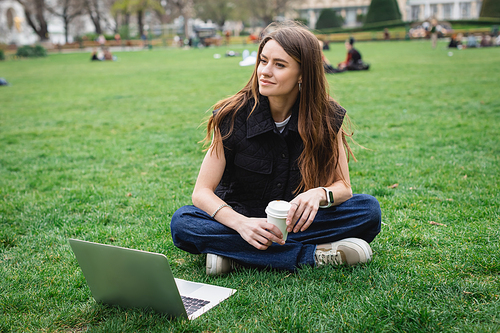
[316,8,344,30]
[16,45,47,58]
[364,0,402,25]
[480,0,500,19]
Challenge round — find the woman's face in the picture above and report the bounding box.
[257,40,301,100]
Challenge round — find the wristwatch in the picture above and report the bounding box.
[319,187,334,208]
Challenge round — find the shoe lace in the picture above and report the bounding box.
[315,249,343,266]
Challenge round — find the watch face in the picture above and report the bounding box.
[328,190,334,203]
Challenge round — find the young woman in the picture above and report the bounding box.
[170,22,381,276]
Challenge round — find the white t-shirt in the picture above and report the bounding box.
[275,115,291,133]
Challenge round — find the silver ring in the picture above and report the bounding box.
[291,202,299,207]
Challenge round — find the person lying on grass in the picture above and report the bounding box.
[170,21,381,276]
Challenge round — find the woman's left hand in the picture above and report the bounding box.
[286,188,325,233]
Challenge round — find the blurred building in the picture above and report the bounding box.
[406,0,482,21]
[0,1,39,45]
[294,0,482,26]
[0,0,112,46]
[296,0,372,28]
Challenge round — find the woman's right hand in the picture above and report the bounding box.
[235,218,285,250]
[193,142,284,250]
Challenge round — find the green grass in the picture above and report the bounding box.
[1,41,499,332]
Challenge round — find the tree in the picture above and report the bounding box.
[193,0,235,27]
[112,0,132,37]
[364,0,401,25]
[168,0,193,38]
[133,0,164,37]
[15,0,50,41]
[480,0,500,18]
[113,0,164,38]
[46,0,85,43]
[242,0,298,26]
[315,8,343,30]
[84,0,116,34]
[84,0,102,34]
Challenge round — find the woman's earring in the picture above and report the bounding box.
[298,82,302,92]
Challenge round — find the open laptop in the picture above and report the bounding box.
[69,239,236,320]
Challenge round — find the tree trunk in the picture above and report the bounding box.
[21,2,49,41]
[123,13,130,40]
[64,19,69,43]
[92,16,102,35]
[137,10,143,37]
[24,9,47,40]
[95,20,102,35]
[63,4,69,44]
[35,0,48,39]
[86,0,102,34]
[93,0,102,34]
[114,12,119,34]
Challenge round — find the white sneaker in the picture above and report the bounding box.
[314,238,373,266]
[206,253,233,276]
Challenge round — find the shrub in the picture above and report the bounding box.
[33,45,47,57]
[84,32,98,42]
[16,45,47,58]
[16,45,33,57]
[83,33,114,42]
[0,49,4,61]
[364,0,402,25]
[119,26,131,40]
[316,8,344,30]
[315,20,406,34]
[74,36,84,48]
[480,0,500,18]
[449,18,500,25]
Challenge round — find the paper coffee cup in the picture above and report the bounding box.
[265,200,291,241]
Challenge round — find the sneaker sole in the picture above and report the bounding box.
[340,238,372,263]
[206,253,233,276]
[206,253,218,276]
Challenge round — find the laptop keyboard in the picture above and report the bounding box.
[181,295,210,315]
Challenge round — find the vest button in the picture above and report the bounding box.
[277,183,282,188]
[281,153,287,158]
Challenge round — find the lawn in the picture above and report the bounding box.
[0,40,499,332]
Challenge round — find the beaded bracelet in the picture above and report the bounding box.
[211,203,232,218]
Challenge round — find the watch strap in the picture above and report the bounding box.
[319,187,334,208]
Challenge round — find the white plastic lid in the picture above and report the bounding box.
[265,200,291,218]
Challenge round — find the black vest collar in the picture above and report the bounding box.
[246,95,300,139]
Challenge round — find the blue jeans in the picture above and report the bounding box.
[170,194,381,272]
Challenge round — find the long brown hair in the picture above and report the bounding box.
[205,21,354,192]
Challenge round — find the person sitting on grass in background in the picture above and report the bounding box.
[319,40,343,74]
[90,48,103,61]
[97,34,106,49]
[103,48,114,61]
[465,33,477,48]
[384,28,390,40]
[430,19,438,49]
[480,33,492,47]
[170,21,381,276]
[338,37,369,71]
[448,34,461,48]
